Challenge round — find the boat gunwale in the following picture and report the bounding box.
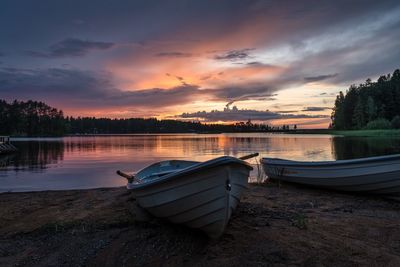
[261,154,400,167]
[128,156,252,190]
[263,162,400,172]
[269,168,400,183]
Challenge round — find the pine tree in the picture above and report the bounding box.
[331,91,345,129]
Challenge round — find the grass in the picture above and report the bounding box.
[292,213,308,230]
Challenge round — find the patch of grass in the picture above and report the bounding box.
[292,213,308,230]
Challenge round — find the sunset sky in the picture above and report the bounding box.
[1,0,400,128]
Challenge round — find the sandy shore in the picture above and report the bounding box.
[1,182,400,266]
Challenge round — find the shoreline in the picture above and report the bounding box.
[293,129,400,137]
[6,129,400,138]
[1,183,400,266]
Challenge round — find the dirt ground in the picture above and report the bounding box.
[1,182,400,266]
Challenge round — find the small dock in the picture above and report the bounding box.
[0,136,18,154]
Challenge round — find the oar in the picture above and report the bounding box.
[239,153,259,161]
[116,170,134,183]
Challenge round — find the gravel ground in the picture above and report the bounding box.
[1,182,400,266]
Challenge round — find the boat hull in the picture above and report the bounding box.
[262,154,400,194]
[128,157,251,238]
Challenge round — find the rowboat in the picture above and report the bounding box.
[117,153,257,238]
[262,154,400,194]
[0,136,17,154]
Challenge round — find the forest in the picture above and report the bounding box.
[0,100,65,136]
[331,69,400,130]
[0,99,288,136]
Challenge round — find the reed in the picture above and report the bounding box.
[254,156,267,183]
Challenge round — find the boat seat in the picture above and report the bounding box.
[151,168,185,177]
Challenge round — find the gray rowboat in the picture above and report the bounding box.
[262,154,400,194]
[117,154,256,238]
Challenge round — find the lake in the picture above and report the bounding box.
[1,133,400,192]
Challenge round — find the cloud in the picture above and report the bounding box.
[0,67,199,108]
[277,110,299,114]
[204,84,278,103]
[26,38,114,58]
[177,106,327,122]
[302,107,331,111]
[245,61,277,67]
[155,52,193,57]
[0,66,281,115]
[200,75,212,80]
[165,73,190,86]
[2,0,400,125]
[214,48,254,61]
[0,52,4,57]
[304,74,338,83]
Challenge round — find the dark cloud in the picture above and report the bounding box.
[277,110,299,114]
[245,62,278,68]
[200,75,212,80]
[214,48,254,61]
[26,38,114,58]
[304,74,338,83]
[177,106,327,122]
[225,101,235,108]
[310,92,332,97]
[116,85,201,107]
[0,67,201,108]
[302,107,331,112]
[205,84,277,103]
[155,52,193,57]
[1,67,277,110]
[293,19,400,85]
[0,66,282,112]
[166,73,190,86]
[0,52,4,57]
[0,67,112,99]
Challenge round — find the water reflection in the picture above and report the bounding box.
[1,134,400,192]
[332,136,400,160]
[8,141,64,171]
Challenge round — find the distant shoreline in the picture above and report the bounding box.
[7,129,400,138]
[7,130,292,138]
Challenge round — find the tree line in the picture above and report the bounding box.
[0,100,65,136]
[331,69,400,130]
[0,99,295,136]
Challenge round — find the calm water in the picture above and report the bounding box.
[1,133,400,192]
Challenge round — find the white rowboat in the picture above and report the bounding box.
[262,154,400,194]
[118,154,256,238]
